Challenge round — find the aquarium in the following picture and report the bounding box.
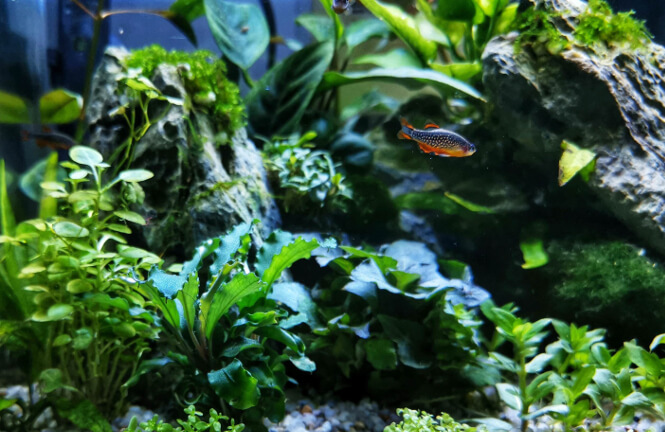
[2,0,665,431]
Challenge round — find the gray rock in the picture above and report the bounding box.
[86,47,280,257]
[482,0,665,254]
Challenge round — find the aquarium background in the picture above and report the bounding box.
[3,0,665,431]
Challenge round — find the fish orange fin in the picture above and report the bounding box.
[399,117,414,130]
[423,120,440,129]
[397,130,412,140]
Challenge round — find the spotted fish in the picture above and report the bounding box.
[397,117,476,157]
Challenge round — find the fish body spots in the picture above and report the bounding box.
[397,118,476,157]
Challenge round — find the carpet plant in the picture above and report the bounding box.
[131,223,319,428]
[0,146,161,425]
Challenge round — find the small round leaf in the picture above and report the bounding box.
[53,221,90,238]
[53,334,72,346]
[46,303,74,321]
[69,146,104,167]
[66,279,93,294]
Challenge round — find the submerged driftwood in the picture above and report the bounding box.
[86,47,280,257]
[483,0,665,254]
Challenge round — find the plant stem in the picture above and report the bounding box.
[259,0,277,69]
[518,348,529,432]
[74,0,106,143]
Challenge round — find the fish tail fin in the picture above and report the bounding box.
[397,130,412,140]
[399,117,414,130]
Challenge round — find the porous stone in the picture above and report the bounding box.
[482,0,665,254]
[86,47,280,258]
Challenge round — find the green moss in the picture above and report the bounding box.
[514,0,652,54]
[546,240,665,342]
[126,45,245,138]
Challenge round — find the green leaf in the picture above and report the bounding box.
[0,90,29,123]
[360,0,437,63]
[525,353,553,373]
[246,41,334,137]
[571,365,596,396]
[113,210,146,225]
[176,271,199,333]
[123,357,173,389]
[444,192,495,214]
[72,328,93,350]
[256,230,294,276]
[254,326,305,354]
[317,0,344,43]
[296,14,334,42]
[53,398,111,432]
[208,359,260,409]
[39,89,82,124]
[621,392,653,409]
[436,0,477,21]
[39,369,78,393]
[118,169,153,182]
[53,334,72,346]
[624,342,662,376]
[268,282,321,329]
[320,67,485,101]
[18,155,64,203]
[650,333,665,351]
[204,0,269,70]
[201,272,263,340]
[496,383,522,411]
[53,221,89,238]
[260,237,319,289]
[39,152,60,218]
[353,48,423,69]
[378,315,431,368]
[46,303,74,321]
[395,191,461,214]
[66,279,93,294]
[522,404,569,421]
[430,62,482,81]
[170,0,204,21]
[0,398,17,411]
[558,140,597,186]
[365,338,398,370]
[520,238,549,269]
[69,146,104,167]
[345,18,390,52]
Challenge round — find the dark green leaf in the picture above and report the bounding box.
[40,369,78,393]
[354,48,423,69]
[260,237,319,289]
[208,359,260,409]
[365,338,398,370]
[204,0,269,70]
[268,282,321,329]
[246,41,334,137]
[53,221,89,238]
[123,357,173,389]
[54,398,111,432]
[377,314,431,368]
[39,89,82,124]
[170,0,204,21]
[320,67,484,101]
[255,326,305,354]
[436,0,477,21]
[72,328,93,350]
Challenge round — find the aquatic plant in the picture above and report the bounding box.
[0,146,160,422]
[480,302,665,431]
[131,224,318,426]
[263,132,352,215]
[385,408,488,432]
[514,0,652,54]
[125,45,245,141]
[127,404,244,432]
[284,240,488,401]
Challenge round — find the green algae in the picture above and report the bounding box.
[125,45,245,139]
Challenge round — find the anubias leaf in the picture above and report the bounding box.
[204,0,269,70]
[245,41,334,138]
[558,140,596,186]
[208,359,260,409]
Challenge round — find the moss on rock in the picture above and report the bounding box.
[546,240,665,344]
[125,45,245,139]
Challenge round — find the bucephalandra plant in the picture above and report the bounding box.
[0,146,161,421]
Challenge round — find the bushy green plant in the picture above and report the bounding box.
[0,146,161,421]
[481,302,665,431]
[132,223,319,426]
[281,239,488,400]
[385,408,488,432]
[263,132,352,214]
[127,404,244,432]
[125,45,244,137]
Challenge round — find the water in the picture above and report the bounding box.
[1,0,665,431]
